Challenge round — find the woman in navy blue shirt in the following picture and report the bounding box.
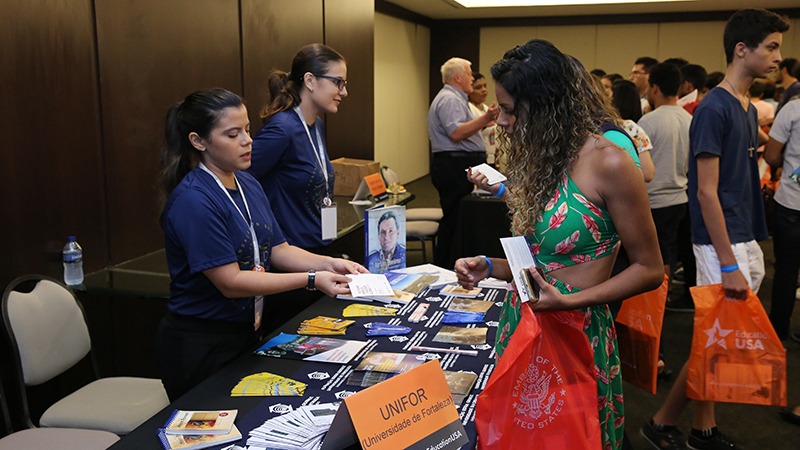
[157,88,365,400]
[248,44,347,251]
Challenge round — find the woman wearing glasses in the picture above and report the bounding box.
[248,44,347,252]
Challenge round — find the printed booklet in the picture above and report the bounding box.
[162,410,237,435]
[365,204,406,273]
[254,333,368,365]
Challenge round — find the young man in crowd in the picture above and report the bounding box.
[638,62,693,299]
[641,8,789,450]
[677,64,708,114]
[631,56,659,113]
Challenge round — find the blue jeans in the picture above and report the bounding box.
[769,202,800,340]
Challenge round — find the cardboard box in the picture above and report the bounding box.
[331,158,380,196]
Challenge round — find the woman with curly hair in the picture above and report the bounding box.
[456,39,663,449]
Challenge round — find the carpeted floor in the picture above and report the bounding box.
[404,174,800,449]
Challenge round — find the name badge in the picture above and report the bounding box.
[321,202,337,240]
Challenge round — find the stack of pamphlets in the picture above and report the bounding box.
[157,410,241,450]
[365,322,412,337]
[254,333,368,365]
[245,403,339,450]
[342,303,397,317]
[230,372,307,397]
[442,298,494,324]
[336,273,414,304]
[440,284,482,298]
[443,371,479,406]
[392,263,505,289]
[383,271,439,295]
[346,351,425,387]
[297,316,355,335]
[432,326,488,345]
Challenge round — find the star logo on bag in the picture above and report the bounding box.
[704,318,733,349]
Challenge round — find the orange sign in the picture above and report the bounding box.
[321,360,468,450]
[364,173,388,200]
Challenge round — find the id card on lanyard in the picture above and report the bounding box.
[199,163,264,330]
[294,107,337,240]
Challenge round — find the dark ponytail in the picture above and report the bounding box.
[259,43,345,123]
[160,88,244,204]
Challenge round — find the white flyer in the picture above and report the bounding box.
[469,163,507,185]
[500,236,538,303]
[344,273,394,297]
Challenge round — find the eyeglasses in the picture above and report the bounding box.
[314,74,348,90]
[630,70,647,76]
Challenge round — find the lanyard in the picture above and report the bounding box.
[198,163,261,268]
[294,106,332,206]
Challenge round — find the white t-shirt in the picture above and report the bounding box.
[769,100,800,211]
[469,102,498,164]
[752,99,775,123]
[638,105,693,209]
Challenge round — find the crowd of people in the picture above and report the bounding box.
[151,6,799,450]
[435,7,799,450]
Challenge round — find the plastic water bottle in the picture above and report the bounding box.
[63,236,84,285]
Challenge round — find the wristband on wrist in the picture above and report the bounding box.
[493,183,506,198]
[477,255,493,278]
[720,263,739,273]
[306,269,317,290]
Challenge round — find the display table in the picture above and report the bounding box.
[107,284,505,450]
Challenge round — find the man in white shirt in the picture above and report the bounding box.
[639,62,693,285]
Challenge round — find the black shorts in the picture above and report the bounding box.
[650,203,687,268]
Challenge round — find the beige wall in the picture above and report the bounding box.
[374,12,431,184]
[479,18,800,105]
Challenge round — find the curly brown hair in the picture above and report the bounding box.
[491,40,599,235]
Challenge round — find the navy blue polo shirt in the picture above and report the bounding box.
[687,87,768,245]
[247,109,335,249]
[162,169,286,322]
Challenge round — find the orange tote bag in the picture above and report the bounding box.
[615,274,668,394]
[686,284,786,406]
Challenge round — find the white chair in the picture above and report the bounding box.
[1,275,169,435]
[0,370,119,449]
[406,220,439,263]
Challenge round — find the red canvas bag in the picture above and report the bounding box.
[476,303,601,449]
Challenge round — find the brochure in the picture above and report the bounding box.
[440,284,482,298]
[157,425,241,450]
[365,205,406,273]
[254,333,368,365]
[162,410,237,435]
[353,352,425,374]
[469,162,507,185]
[432,326,488,345]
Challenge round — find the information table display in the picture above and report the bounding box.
[108,283,506,450]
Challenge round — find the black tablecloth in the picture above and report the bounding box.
[109,284,506,450]
[450,194,511,262]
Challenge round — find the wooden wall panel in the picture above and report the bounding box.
[241,0,323,133]
[94,0,243,264]
[595,23,659,77]
[0,0,107,287]
[657,21,727,74]
[430,21,481,103]
[324,0,375,161]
